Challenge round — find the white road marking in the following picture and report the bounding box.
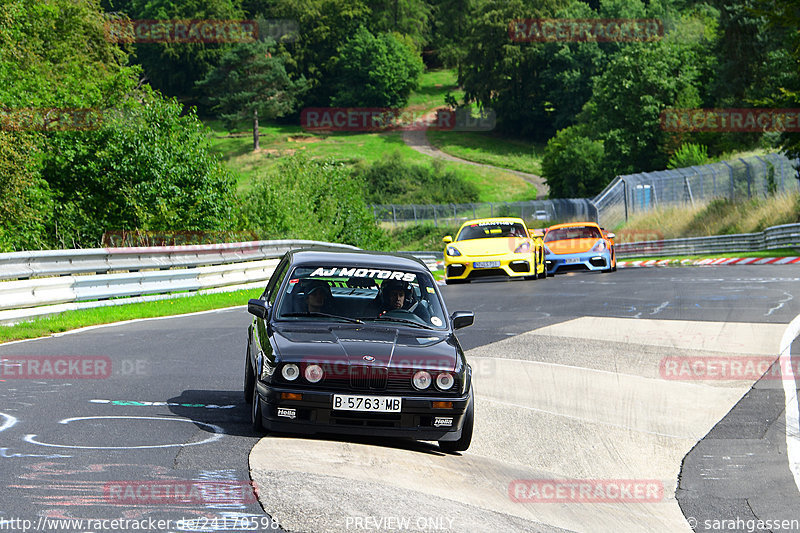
[779,314,800,496]
[0,412,17,433]
[766,291,794,317]
[24,416,224,449]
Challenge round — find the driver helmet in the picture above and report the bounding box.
[380,279,413,309]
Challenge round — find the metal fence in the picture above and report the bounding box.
[594,153,800,229]
[371,199,597,227]
[372,153,799,231]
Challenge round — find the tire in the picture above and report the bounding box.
[251,390,265,433]
[439,391,474,453]
[244,344,255,404]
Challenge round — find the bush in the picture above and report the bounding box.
[667,143,709,169]
[241,155,389,249]
[40,89,238,248]
[331,26,424,108]
[354,151,479,204]
[541,126,607,198]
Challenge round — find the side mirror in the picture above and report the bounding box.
[450,311,474,330]
[606,232,616,240]
[442,236,453,244]
[248,299,270,319]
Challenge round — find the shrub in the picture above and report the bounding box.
[241,155,389,250]
[354,151,479,204]
[667,143,709,169]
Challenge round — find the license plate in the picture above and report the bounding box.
[332,395,402,412]
[473,261,501,269]
[565,258,580,264]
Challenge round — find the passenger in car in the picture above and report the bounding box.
[302,280,335,314]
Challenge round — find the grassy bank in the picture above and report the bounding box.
[0,289,260,343]
[617,194,800,239]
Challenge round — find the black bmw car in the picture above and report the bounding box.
[244,248,475,452]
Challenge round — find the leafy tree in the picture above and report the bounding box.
[41,89,237,248]
[196,40,308,149]
[367,0,431,51]
[242,155,389,249]
[751,0,800,174]
[261,0,371,107]
[121,0,247,103]
[581,40,706,176]
[427,0,473,69]
[541,126,605,198]
[331,26,424,108]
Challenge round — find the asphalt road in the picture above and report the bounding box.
[2,266,800,532]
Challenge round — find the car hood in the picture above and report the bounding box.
[272,325,458,371]
[545,238,599,255]
[449,237,527,257]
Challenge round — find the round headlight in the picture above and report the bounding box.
[436,372,454,390]
[282,363,300,381]
[305,364,324,383]
[412,370,432,390]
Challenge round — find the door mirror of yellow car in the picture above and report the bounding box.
[442,236,453,243]
[606,232,616,240]
[531,229,544,237]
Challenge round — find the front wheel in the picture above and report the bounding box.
[439,392,474,453]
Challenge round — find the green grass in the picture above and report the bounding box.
[427,130,545,176]
[405,69,464,112]
[207,121,536,202]
[0,289,261,344]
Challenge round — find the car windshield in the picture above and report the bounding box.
[544,226,602,242]
[274,265,448,329]
[456,221,527,241]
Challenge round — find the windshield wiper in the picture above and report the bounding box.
[282,312,363,324]
[372,316,435,330]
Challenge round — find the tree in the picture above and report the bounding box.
[541,126,606,198]
[331,26,424,108]
[121,0,247,103]
[196,40,308,150]
[367,0,431,51]
[259,0,371,107]
[41,89,237,247]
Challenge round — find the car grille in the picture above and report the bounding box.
[589,257,607,268]
[349,365,388,390]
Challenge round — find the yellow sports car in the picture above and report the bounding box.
[442,217,546,284]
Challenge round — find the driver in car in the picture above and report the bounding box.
[376,279,432,323]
